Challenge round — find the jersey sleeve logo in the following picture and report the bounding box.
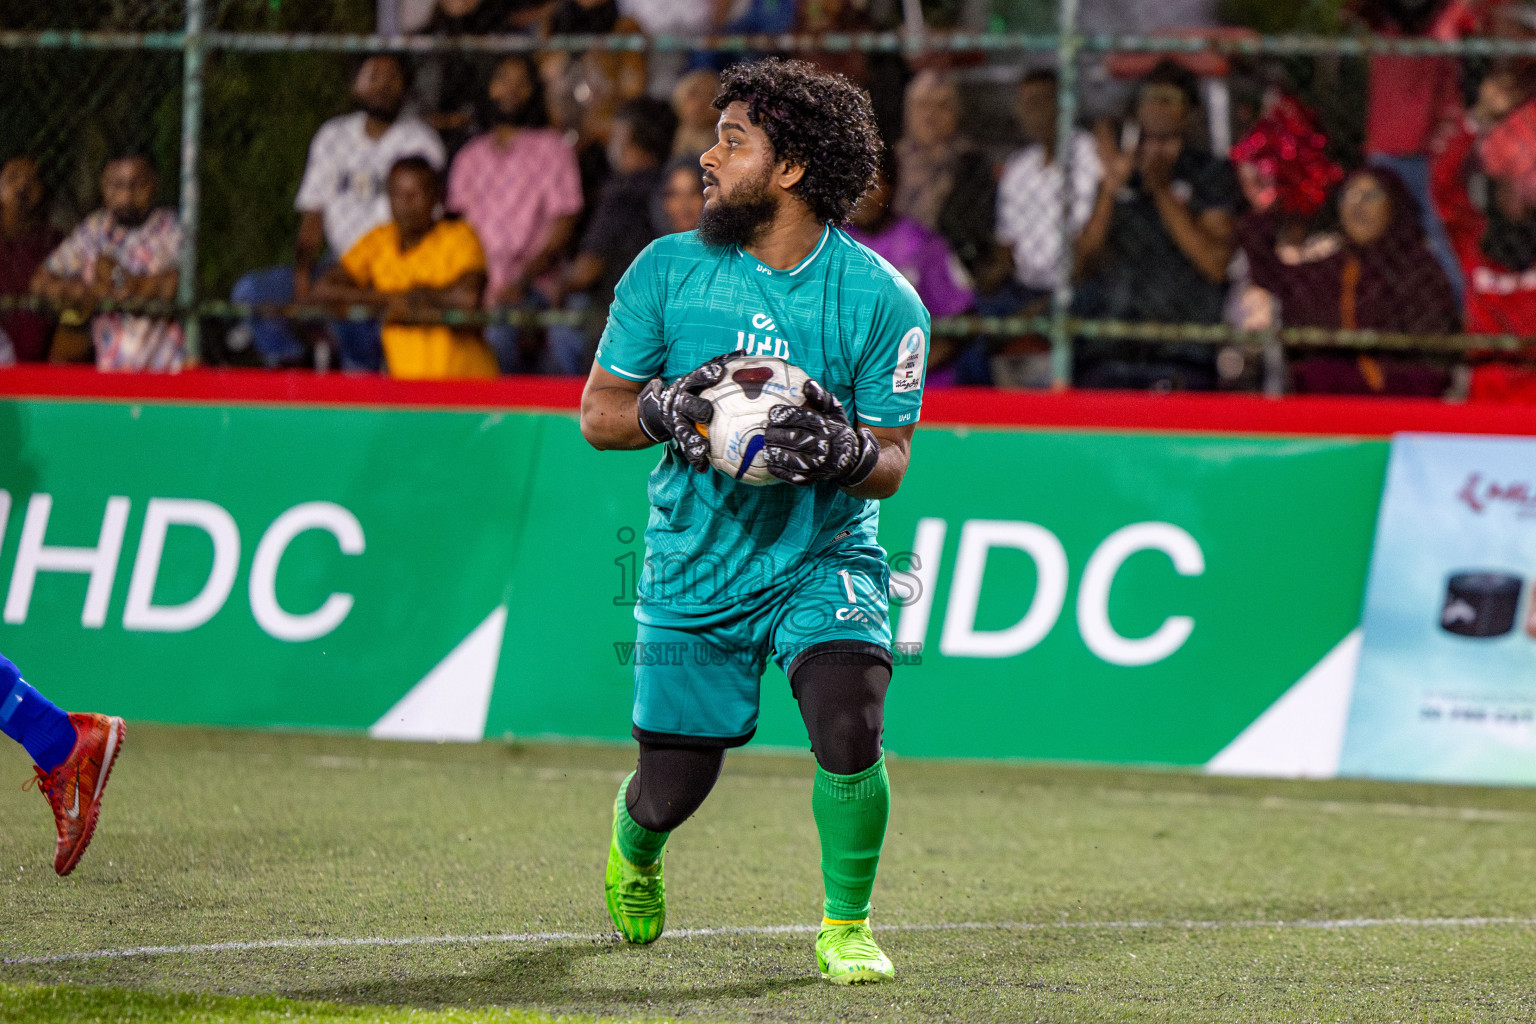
[893,327,925,394]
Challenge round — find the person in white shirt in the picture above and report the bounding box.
[995,68,1103,300]
[961,69,1101,388]
[230,54,446,370]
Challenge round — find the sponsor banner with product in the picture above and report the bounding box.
[1341,434,1536,785]
[0,396,1386,766]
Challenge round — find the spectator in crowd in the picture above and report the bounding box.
[1073,60,1240,390]
[1229,91,1344,252]
[231,54,445,371]
[1347,0,1483,302]
[537,1,647,248]
[546,96,676,374]
[410,0,558,155]
[1240,167,1458,395]
[0,156,61,364]
[994,68,1103,307]
[847,156,979,386]
[958,67,1102,391]
[1432,61,1536,399]
[845,157,973,385]
[893,71,996,274]
[30,151,184,373]
[1228,89,1344,342]
[544,0,648,108]
[671,69,720,160]
[654,156,704,235]
[448,54,583,372]
[312,156,493,379]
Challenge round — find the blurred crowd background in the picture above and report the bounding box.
[10,0,1536,398]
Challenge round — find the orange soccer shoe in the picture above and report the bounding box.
[27,713,126,876]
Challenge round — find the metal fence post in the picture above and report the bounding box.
[1049,0,1080,388]
[178,0,206,364]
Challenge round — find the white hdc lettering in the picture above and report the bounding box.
[900,516,1205,667]
[0,491,365,642]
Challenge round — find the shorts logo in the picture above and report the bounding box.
[893,327,924,394]
[835,570,869,622]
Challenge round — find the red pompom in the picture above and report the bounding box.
[1231,94,1345,218]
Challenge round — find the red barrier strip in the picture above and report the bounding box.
[0,365,586,413]
[0,365,1533,437]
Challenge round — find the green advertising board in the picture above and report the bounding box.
[0,397,1387,766]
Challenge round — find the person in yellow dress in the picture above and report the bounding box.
[315,155,494,378]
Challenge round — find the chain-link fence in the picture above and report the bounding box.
[8,1,1536,395]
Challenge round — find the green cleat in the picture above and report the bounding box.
[604,796,665,944]
[815,919,895,985]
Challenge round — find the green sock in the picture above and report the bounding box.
[812,756,890,921]
[612,771,669,867]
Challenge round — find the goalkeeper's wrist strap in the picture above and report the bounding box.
[637,380,670,443]
[839,429,881,488]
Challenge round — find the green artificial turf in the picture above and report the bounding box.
[4,724,1536,1022]
[0,982,630,1023]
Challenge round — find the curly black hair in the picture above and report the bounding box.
[713,57,882,226]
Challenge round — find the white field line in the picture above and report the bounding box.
[7,917,1536,967]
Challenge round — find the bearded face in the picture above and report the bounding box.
[697,158,778,248]
[353,56,405,124]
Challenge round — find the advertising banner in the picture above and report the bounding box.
[0,397,1387,767]
[878,431,1383,765]
[1341,433,1536,784]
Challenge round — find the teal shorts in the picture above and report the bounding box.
[630,544,892,747]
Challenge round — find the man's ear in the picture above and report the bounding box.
[776,160,806,191]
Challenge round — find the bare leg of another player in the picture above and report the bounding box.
[0,652,125,876]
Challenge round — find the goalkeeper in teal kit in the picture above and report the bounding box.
[579,57,926,984]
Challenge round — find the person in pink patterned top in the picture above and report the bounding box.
[447,54,583,371]
[31,152,184,372]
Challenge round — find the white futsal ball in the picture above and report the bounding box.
[697,355,810,485]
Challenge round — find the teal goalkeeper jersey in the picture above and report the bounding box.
[595,225,929,616]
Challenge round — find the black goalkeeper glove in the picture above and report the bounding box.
[763,379,881,488]
[636,354,731,472]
